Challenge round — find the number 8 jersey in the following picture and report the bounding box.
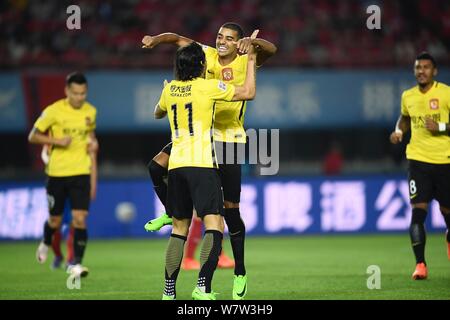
[158,78,236,170]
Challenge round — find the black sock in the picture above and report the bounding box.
[442,212,450,242]
[410,208,427,264]
[148,160,168,210]
[164,234,186,298]
[73,228,88,264]
[43,221,56,246]
[224,208,246,276]
[198,230,223,293]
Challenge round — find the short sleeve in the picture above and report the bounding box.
[158,88,167,111]
[205,80,235,101]
[34,108,56,132]
[400,92,409,116]
[90,109,97,130]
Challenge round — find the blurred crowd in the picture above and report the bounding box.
[1,0,449,69]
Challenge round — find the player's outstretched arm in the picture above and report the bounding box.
[232,46,257,101]
[142,33,193,49]
[389,115,410,144]
[253,38,277,66]
[234,30,277,67]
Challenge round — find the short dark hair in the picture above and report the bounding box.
[174,42,205,81]
[416,52,437,68]
[220,22,244,39]
[66,72,87,86]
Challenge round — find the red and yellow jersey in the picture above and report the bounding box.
[401,81,450,164]
[33,99,97,176]
[203,45,249,143]
[158,78,235,170]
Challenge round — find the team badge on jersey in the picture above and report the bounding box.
[85,117,92,126]
[222,68,234,81]
[429,99,439,110]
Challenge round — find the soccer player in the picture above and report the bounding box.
[142,22,277,299]
[28,72,97,278]
[390,52,450,280]
[155,42,257,300]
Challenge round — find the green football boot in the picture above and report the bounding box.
[144,213,173,232]
[232,275,247,300]
[192,287,217,300]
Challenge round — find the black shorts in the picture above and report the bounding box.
[408,160,450,207]
[215,142,244,203]
[161,142,172,156]
[167,167,224,219]
[46,175,90,216]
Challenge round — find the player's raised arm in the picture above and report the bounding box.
[234,30,277,67]
[231,46,257,101]
[142,33,193,49]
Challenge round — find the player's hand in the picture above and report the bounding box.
[142,35,157,49]
[389,131,403,144]
[56,136,71,147]
[424,117,439,132]
[234,29,259,54]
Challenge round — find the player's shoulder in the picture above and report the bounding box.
[435,81,450,92]
[401,86,418,99]
[197,78,222,90]
[43,98,65,114]
[83,101,97,113]
[201,44,216,54]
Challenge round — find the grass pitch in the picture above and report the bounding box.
[0,234,449,300]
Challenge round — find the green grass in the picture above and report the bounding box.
[0,234,449,300]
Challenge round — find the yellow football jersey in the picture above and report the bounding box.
[159,78,235,170]
[33,99,97,176]
[203,45,248,143]
[401,81,450,164]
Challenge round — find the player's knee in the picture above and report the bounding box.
[72,220,86,229]
[72,212,87,228]
[172,218,190,236]
[411,207,427,225]
[203,214,224,232]
[48,217,62,229]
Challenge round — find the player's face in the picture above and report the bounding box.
[216,27,239,57]
[414,59,437,86]
[65,83,87,108]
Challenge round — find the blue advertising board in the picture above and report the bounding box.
[0,176,445,240]
[1,70,449,132]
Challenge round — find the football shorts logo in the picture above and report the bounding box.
[221,68,234,81]
[47,194,55,210]
[429,99,439,110]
